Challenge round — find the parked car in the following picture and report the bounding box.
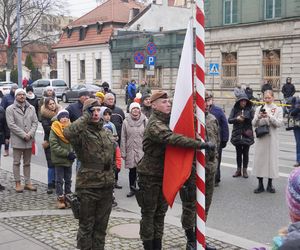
[32,79,67,99]
[61,84,102,103]
[0,81,17,97]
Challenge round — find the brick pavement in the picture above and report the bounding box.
[0,169,246,249]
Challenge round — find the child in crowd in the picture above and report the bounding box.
[49,110,76,209]
[272,168,300,249]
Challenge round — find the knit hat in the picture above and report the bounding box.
[129,102,141,113]
[82,98,100,112]
[57,109,69,120]
[45,86,54,91]
[100,106,110,118]
[95,91,105,100]
[103,123,113,133]
[78,89,90,98]
[286,168,300,222]
[15,88,26,96]
[142,93,151,102]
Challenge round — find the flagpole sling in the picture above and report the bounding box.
[195,0,206,249]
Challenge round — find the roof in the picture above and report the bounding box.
[53,0,144,49]
[70,0,144,27]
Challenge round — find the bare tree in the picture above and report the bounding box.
[0,0,68,70]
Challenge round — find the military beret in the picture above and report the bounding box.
[82,98,100,111]
[150,90,168,103]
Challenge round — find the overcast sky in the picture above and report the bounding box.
[66,0,98,18]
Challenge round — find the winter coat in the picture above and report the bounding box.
[252,103,283,178]
[63,112,115,189]
[290,96,300,121]
[282,83,296,98]
[1,91,15,110]
[6,100,38,149]
[38,93,58,121]
[66,101,83,122]
[40,104,61,167]
[120,113,147,169]
[127,82,137,100]
[137,85,151,97]
[228,96,254,146]
[209,104,229,144]
[49,128,74,168]
[141,106,152,119]
[104,104,125,144]
[0,106,10,144]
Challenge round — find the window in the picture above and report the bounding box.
[262,50,280,89]
[265,0,281,19]
[224,0,238,24]
[96,59,101,79]
[79,26,87,41]
[52,80,67,87]
[221,52,237,88]
[80,60,85,80]
[67,27,72,38]
[96,22,103,34]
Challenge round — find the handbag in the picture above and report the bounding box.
[255,125,269,138]
[286,114,300,131]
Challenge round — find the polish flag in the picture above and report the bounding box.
[4,26,11,48]
[163,19,195,207]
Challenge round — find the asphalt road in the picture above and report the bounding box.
[30,100,294,246]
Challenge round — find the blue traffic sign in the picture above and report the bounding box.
[146,56,156,66]
[146,42,157,56]
[209,63,219,75]
[134,51,145,64]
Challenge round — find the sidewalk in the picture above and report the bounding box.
[0,155,270,250]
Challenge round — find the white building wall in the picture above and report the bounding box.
[54,44,112,87]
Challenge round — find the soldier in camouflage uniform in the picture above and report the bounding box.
[63,98,115,250]
[135,90,215,250]
[180,93,220,250]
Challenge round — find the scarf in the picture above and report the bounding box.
[51,120,70,144]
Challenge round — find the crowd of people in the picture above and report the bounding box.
[0,77,299,250]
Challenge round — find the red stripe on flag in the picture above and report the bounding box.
[163,95,195,206]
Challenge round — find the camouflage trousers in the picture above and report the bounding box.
[135,175,168,241]
[180,166,216,229]
[76,187,113,250]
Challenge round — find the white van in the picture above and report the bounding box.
[32,79,67,99]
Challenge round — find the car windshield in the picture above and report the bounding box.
[52,80,67,87]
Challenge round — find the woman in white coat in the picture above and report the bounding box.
[121,102,147,197]
[252,90,283,193]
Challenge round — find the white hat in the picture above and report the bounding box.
[15,88,26,96]
[129,102,141,113]
[45,86,54,91]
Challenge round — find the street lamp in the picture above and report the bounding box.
[17,0,22,87]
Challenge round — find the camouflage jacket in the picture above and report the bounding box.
[137,110,203,179]
[205,113,220,173]
[63,112,115,189]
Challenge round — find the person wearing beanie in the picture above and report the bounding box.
[63,98,116,249]
[26,85,38,117]
[38,85,58,121]
[40,97,62,194]
[49,109,74,209]
[272,168,300,249]
[121,102,147,198]
[95,91,105,105]
[228,93,254,179]
[141,93,152,119]
[6,85,39,192]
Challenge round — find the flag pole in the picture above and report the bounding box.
[195,0,206,249]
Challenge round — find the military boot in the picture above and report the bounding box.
[57,196,66,209]
[185,229,196,250]
[242,168,248,178]
[142,240,153,250]
[232,168,242,177]
[153,238,162,250]
[15,181,23,193]
[254,178,264,194]
[266,178,276,193]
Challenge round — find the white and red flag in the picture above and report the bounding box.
[163,19,195,207]
[4,26,11,47]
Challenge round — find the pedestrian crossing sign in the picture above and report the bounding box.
[209,63,219,75]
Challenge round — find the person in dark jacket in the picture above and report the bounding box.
[228,94,254,178]
[40,97,62,194]
[261,80,273,94]
[103,93,125,189]
[0,106,10,190]
[26,85,39,118]
[102,82,116,101]
[66,89,90,122]
[1,83,18,157]
[205,91,229,186]
[282,77,296,99]
[290,95,300,167]
[141,93,152,119]
[126,80,137,112]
